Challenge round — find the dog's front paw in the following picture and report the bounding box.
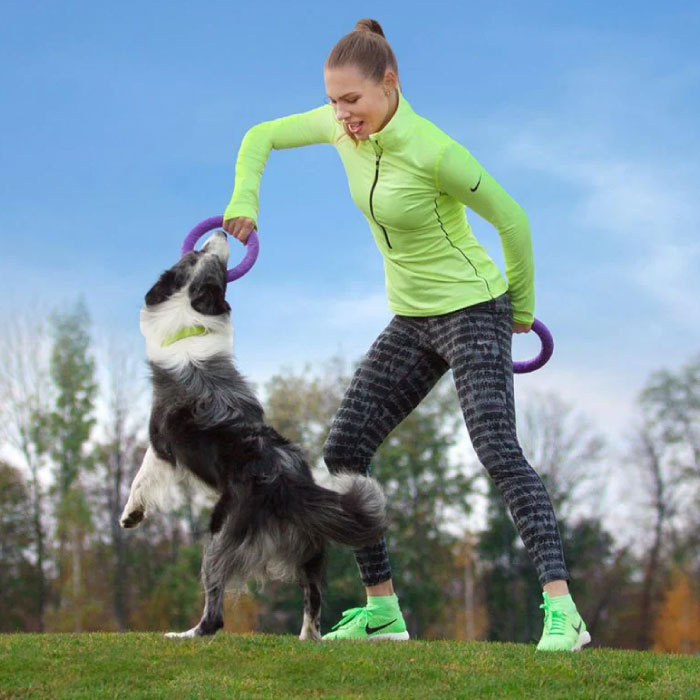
[298,620,322,641]
[298,630,322,641]
[120,509,145,528]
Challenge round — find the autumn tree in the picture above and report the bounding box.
[653,569,700,654]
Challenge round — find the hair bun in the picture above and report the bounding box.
[354,18,386,38]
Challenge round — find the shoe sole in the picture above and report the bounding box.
[369,631,410,641]
[572,630,591,651]
[323,631,410,642]
[536,630,592,652]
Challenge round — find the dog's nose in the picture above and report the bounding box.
[202,230,228,248]
[200,230,230,263]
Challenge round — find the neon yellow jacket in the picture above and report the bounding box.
[224,91,534,324]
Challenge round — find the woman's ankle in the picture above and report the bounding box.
[366,579,395,597]
[543,579,570,597]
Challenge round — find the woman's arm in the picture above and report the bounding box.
[436,140,535,326]
[223,104,337,226]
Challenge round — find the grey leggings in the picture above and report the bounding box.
[322,293,569,588]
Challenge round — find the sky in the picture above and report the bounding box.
[1,1,699,536]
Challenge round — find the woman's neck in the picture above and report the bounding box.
[378,88,399,132]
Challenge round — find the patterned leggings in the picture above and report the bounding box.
[322,293,569,588]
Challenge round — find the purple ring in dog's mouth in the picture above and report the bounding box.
[181,216,259,283]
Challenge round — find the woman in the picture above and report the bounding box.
[223,19,590,651]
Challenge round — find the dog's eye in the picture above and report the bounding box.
[190,282,230,316]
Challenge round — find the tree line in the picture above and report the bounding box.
[1,300,699,653]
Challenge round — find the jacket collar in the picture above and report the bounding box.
[366,90,415,150]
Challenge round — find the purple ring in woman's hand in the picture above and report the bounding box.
[181,215,259,283]
[513,319,554,374]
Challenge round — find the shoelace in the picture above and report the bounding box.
[539,601,568,636]
[331,606,367,631]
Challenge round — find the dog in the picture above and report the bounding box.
[120,231,387,640]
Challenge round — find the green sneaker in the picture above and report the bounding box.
[322,596,409,641]
[536,592,591,651]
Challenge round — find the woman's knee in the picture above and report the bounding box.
[473,435,526,477]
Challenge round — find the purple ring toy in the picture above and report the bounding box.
[513,319,554,374]
[181,215,259,283]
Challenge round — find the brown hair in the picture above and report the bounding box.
[326,19,400,87]
[325,19,401,145]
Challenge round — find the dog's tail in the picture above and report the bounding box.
[296,467,388,549]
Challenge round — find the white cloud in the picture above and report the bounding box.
[470,59,700,331]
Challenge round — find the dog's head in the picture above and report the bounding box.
[140,231,233,364]
[145,231,231,315]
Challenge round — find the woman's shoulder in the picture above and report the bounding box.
[416,110,464,149]
[403,109,458,168]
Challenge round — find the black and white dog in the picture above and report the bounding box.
[120,231,387,640]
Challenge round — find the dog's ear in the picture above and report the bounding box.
[189,282,231,316]
[145,270,178,307]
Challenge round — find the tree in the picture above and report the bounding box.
[120,514,202,631]
[640,355,700,480]
[90,340,149,630]
[559,517,636,649]
[478,477,535,642]
[263,355,349,464]
[653,569,700,654]
[630,355,700,648]
[0,461,39,631]
[46,299,98,631]
[48,300,97,496]
[518,390,606,519]
[630,421,676,649]
[445,532,489,641]
[0,317,51,629]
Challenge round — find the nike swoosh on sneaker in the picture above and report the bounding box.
[365,619,398,635]
[572,621,583,635]
[470,174,482,192]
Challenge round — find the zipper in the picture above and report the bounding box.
[369,150,392,249]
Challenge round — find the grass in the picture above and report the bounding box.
[1,633,699,700]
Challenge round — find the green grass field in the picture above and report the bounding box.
[1,633,698,700]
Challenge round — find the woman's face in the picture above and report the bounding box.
[324,64,398,140]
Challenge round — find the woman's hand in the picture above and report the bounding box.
[513,322,533,334]
[223,217,256,243]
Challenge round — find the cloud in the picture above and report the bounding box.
[430,45,694,338]
[485,85,700,333]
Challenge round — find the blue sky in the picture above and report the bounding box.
[2,0,699,476]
